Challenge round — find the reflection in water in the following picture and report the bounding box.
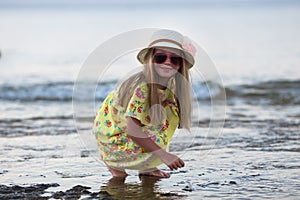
[101,176,186,200]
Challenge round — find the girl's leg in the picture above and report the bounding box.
[106,165,128,178]
[138,168,170,178]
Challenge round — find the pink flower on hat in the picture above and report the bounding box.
[182,37,197,57]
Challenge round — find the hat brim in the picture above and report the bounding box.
[137,46,195,69]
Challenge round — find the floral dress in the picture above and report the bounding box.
[92,78,179,170]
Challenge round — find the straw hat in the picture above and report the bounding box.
[137,29,196,69]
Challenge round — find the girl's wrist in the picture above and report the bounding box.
[152,148,167,158]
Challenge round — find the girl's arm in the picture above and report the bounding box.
[126,117,184,170]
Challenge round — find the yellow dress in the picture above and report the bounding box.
[93,79,179,170]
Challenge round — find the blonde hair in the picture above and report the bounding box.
[118,48,192,129]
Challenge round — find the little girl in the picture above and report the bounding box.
[93,29,196,178]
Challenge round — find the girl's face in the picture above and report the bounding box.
[152,48,183,79]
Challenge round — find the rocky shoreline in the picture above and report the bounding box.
[0,183,114,200]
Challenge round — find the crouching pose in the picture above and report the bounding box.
[93,29,196,178]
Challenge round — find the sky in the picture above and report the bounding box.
[0,0,299,8]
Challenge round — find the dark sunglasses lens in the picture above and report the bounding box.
[171,56,183,66]
[153,54,167,64]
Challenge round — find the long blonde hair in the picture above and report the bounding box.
[118,48,192,129]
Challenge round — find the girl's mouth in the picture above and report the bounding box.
[159,65,174,71]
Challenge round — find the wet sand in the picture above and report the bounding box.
[1,122,299,199]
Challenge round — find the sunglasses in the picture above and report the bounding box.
[153,53,183,66]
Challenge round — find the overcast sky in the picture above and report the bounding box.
[0,0,298,8]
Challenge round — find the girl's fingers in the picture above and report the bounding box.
[175,158,184,168]
[168,159,184,170]
[164,153,185,170]
[179,159,185,167]
[169,163,178,170]
[168,164,175,170]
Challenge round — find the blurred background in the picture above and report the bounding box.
[1,0,299,120]
[1,0,300,84]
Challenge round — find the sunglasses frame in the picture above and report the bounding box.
[153,52,183,66]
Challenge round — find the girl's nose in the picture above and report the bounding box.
[164,56,172,65]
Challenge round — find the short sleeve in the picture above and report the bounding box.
[125,83,150,125]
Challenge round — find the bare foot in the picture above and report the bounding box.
[139,168,170,178]
[107,166,128,178]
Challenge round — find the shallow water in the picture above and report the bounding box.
[1,101,299,199]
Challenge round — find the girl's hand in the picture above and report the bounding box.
[126,117,185,171]
[154,150,185,170]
